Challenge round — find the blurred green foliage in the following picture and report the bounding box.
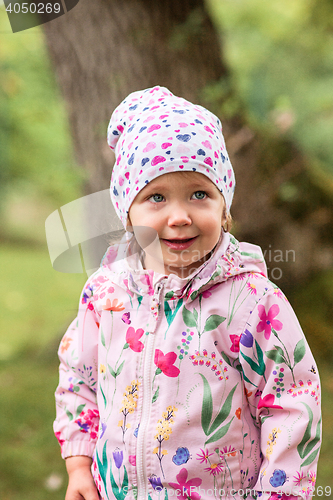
[0,8,83,214]
[1,1,333,497]
[206,0,333,184]
[0,244,86,499]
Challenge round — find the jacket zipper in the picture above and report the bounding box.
[136,281,164,500]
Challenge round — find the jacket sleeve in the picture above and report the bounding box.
[53,277,101,459]
[239,287,321,500]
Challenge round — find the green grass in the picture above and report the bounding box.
[0,244,332,499]
[0,243,86,359]
[0,349,68,499]
[0,243,85,499]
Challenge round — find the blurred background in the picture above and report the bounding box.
[0,0,332,498]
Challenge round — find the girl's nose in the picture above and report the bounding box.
[167,203,192,226]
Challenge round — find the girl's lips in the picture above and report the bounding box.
[162,236,198,250]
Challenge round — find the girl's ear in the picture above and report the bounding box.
[221,204,227,228]
[126,215,134,233]
[222,205,233,232]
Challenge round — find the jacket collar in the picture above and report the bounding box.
[100,232,267,302]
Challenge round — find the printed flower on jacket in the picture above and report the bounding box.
[258,394,283,410]
[112,448,123,469]
[126,326,145,352]
[169,468,202,500]
[140,270,155,296]
[266,427,281,458]
[273,288,284,300]
[229,334,240,352]
[119,380,140,442]
[240,329,253,348]
[119,382,140,418]
[308,471,316,487]
[75,409,99,440]
[293,470,307,487]
[268,494,291,500]
[196,448,213,464]
[204,462,224,476]
[102,298,125,312]
[60,335,72,354]
[100,422,107,439]
[55,431,65,448]
[256,304,283,340]
[122,312,131,324]
[82,285,94,303]
[244,387,253,399]
[154,406,178,477]
[154,349,180,378]
[201,284,220,298]
[287,380,320,404]
[235,407,241,419]
[247,282,257,295]
[95,275,108,284]
[190,351,228,382]
[123,279,134,298]
[220,445,237,458]
[149,476,164,491]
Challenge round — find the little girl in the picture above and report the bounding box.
[54,87,321,500]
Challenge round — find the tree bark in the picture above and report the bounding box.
[41,0,227,192]
[42,0,333,288]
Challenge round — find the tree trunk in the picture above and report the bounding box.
[41,0,227,192]
[41,0,333,288]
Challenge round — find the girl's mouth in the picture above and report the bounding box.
[162,236,198,250]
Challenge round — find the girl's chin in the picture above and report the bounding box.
[143,258,201,277]
[164,258,205,277]
[143,249,212,277]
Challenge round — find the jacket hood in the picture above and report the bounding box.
[100,232,267,302]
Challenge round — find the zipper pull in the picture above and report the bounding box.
[151,281,164,316]
[155,279,165,295]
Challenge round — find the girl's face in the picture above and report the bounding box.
[128,171,226,278]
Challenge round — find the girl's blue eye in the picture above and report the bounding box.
[193,191,206,200]
[150,194,164,203]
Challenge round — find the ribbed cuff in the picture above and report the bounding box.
[61,439,96,459]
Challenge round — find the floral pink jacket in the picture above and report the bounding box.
[54,233,321,500]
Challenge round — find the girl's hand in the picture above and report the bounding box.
[65,456,100,500]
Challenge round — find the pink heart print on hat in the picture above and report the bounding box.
[107,86,235,229]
